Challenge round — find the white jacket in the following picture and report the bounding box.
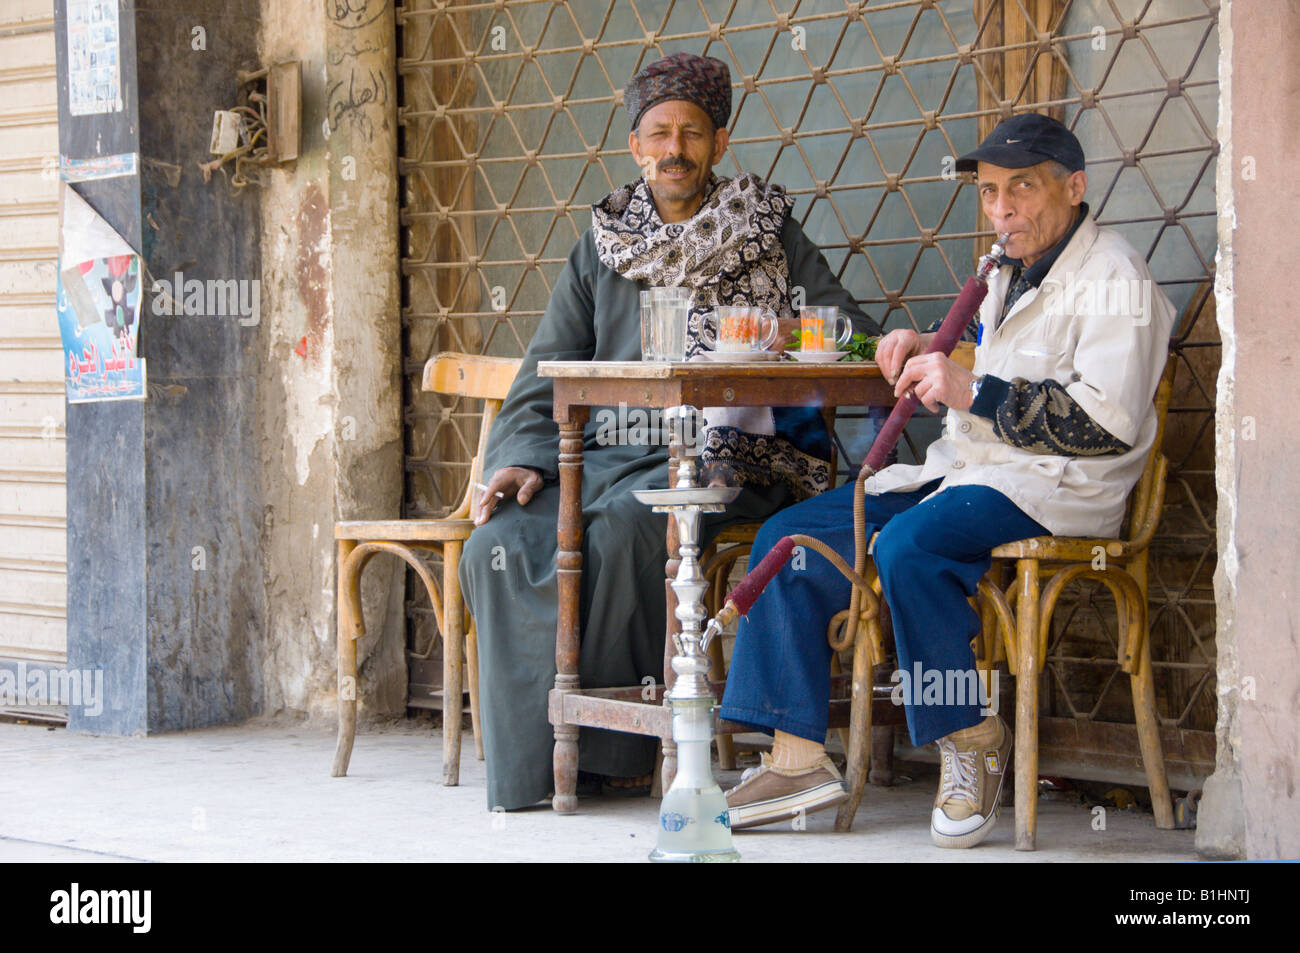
[865,215,1174,538]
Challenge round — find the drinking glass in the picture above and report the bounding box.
[642,287,692,361]
[699,306,779,353]
[639,290,657,360]
[799,306,852,351]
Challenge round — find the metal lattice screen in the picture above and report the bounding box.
[396,0,1220,770]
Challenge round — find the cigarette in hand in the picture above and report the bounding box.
[474,482,505,500]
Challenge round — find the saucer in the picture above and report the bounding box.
[788,349,848,363]
[697,350,782,362]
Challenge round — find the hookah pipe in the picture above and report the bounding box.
[703,233,1011,647]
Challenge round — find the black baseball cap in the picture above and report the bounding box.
[956,113,1085,174]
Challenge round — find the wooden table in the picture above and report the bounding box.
[536,358,902,813]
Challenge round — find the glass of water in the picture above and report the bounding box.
[640,287,692,361]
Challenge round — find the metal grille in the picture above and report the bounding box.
[396,0,1221,758]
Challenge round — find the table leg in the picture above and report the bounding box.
[660,442,681,792]
[552,407,588,813]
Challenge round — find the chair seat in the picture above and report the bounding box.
[711,521,762,545]
[992,535,1132,562]
[335,518,476,542]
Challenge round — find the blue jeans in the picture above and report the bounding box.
[719,479,1048,747]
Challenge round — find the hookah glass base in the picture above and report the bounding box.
[648,697,740,863]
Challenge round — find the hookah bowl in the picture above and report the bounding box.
[633,406,741,863]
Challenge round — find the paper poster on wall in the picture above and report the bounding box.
[56,255,146,402]
[66,0,123,117]
[56,185,147,402]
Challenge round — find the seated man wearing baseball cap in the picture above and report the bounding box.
[719,113,1175,847]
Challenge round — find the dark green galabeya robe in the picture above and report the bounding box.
[459,217,874,810]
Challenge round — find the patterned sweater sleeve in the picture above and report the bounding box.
[968,375,1132,456]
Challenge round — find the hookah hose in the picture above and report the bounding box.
[710,235,1010,652]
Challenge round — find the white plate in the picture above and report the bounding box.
[788,349,849,363]
[696,350,782,363]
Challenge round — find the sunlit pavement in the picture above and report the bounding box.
[0,719,1196,863]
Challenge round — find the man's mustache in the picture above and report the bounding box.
[657,156,695,174]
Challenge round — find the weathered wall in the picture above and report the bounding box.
[61,0,266,733]
[257,0,404,720]
[136,0,267,730]
[1198,0,1300,860]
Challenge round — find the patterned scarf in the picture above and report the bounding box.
[591,173,831,499]
[593,172,795,355]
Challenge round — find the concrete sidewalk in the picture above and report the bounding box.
[0,719,1197,863]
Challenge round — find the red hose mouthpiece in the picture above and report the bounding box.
[726,536,796,616]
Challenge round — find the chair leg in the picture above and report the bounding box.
[829,652,850,763]
[868,700,895,786]
[1131,633,1175,829]
[465,616,484,761]
[707,632,736,770]
[441,540,464,786]
[332,539,359,778]
[835,619,876,832]
[1013,559,1040,851]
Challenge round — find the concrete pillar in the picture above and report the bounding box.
[1199,0,1300,860]
[58,0,265,733]
[57,0,405,732]
[258,0,405,719]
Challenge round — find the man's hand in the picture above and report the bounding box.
[874,329,934,385]
[473,466,544,525]
[894,352,977,413]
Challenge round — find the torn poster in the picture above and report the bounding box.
[56,184,146,402]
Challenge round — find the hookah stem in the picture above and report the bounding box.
[861,275,993,473]
[713,236,1008,652]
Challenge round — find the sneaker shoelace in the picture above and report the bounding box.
[938,738,979,807]
[737,752,774,785]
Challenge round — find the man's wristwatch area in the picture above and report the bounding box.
[967,374,1011,421]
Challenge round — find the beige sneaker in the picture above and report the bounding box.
[931,716,1011,848]
[725,753,848,831]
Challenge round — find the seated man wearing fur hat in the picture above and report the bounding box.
[460,52,878,812]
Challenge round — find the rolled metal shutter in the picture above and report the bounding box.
[0,0,66,700]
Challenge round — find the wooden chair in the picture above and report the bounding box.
[979,356,1178,849]
[833,356,1178,848]
[332,353,521,785]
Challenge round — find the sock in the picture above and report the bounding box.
[770,730,827,770]
[947,714,1001,746]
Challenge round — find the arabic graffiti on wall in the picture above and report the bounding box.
[325,0,390,143]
